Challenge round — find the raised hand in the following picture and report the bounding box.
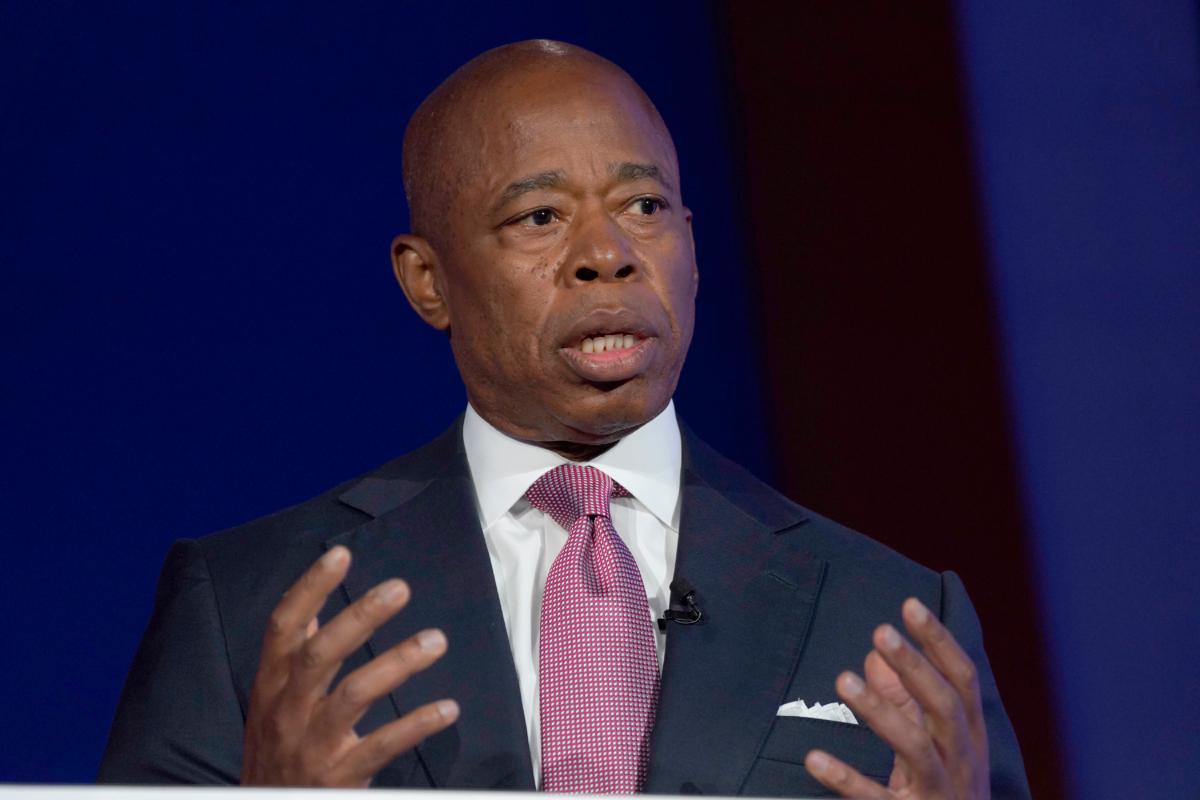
[804,598,990,799]
[240,545,459,786]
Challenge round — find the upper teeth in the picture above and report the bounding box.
[581,333,637,353]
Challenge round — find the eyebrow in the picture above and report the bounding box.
[610,161,673,191]
[494,170,566,212]
[492,162,674,214]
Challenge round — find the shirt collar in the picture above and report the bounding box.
[462,400,683,531]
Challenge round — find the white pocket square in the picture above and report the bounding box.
[777,699,858,725]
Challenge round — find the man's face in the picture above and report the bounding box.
[425,67,697,450]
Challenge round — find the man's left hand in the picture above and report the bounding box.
[804,598,990,799]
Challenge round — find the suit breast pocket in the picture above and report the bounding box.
[740,717,894,796]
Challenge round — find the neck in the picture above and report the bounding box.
[542,439,619,462]
[465,398,662,462]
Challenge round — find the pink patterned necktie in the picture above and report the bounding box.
[527,464,660,793]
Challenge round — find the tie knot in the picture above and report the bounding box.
[525,464,629,530]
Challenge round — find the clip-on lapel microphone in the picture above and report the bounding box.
[657,576,703,631]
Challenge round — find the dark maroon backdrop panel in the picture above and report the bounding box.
[719,5,1064,796]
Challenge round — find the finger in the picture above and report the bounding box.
[872,624,972,768]
[253,547,351,700]
[836,671,949,786]
[864,649,921,726]
[285,578,412,703]
[804,749,891,799]
[317,628,449,735]
[902,598,987,752]
[863,650,920,791]
[329,699,460,786]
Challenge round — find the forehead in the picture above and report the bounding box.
[462,69,678,195]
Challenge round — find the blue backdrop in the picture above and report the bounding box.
[955,1,1200,794]
[0,1,767,783]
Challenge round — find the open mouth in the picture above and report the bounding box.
[576,332,644,354]
[559,328,655,383]
[557,307,661,383]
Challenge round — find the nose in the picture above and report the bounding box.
[564,207,639,285]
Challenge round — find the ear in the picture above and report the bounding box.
[392,234,450,330]
[683,206,699,296]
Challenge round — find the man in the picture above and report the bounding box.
[100,40,1031,798]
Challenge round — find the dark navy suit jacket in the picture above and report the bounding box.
[98,419,1031,797]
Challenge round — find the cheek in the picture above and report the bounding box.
[646,234,698,328]
[452,258,559,366]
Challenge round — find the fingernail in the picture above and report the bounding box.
[437,699,460,721]
[418,628,446,651]
[322,547,349,567]
[379,580,408,604]
[879,624,902,652]
[907,598,930,624]
[807,751,830,772]
[840,672,865,696]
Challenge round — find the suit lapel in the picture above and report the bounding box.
[327,425,535,790]
[645,432,828,795]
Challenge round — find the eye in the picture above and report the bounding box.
[631,197,666,215]
[513,207,557,227]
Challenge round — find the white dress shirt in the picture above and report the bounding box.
[461,401,682,785]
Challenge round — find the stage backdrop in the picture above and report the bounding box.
[4,2,1198,798]
[953,1,1200,796]
[0,0,767,785]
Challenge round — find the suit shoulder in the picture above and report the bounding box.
[195,419,464,568]
[196,471,366,561]
[682,425,937,583]
[793,506,939,586]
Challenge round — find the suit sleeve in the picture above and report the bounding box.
[940,570,1032,800]
[98,539,245,784]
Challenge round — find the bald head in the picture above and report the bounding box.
[402,39,678,243]
[391,39,696,455]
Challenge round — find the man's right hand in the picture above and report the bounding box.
[240,545,459,787]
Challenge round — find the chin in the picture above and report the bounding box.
[559,384,671,441]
